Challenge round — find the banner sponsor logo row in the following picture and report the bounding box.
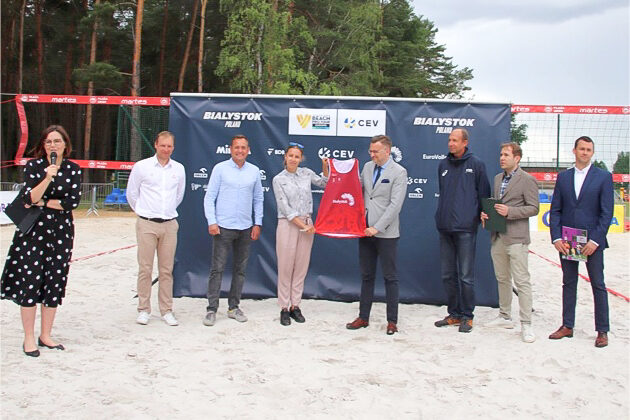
[288,108,387,137]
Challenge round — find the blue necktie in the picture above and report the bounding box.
[373,165,382,187]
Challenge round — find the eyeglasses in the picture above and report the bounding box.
[289,142,304,149]
[44,139,64,145]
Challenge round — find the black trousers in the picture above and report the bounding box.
[358,236,399,323]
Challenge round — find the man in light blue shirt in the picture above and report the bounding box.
[203,135,263,326]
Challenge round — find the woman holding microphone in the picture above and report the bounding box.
[272,142,328,326]
[1,125,82,357]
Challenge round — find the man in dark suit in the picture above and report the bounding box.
[549,136,614,348]
[346,135,407,335]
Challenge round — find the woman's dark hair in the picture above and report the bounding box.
[32,125,73,159]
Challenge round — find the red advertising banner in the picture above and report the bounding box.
[16,94,170,106]
[511,105,629,115]
[529,172,629,183]
[14,97,29,161]
[13,157,136,170]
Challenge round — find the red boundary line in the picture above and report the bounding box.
[70,244,136,263]
[529,249,630,302]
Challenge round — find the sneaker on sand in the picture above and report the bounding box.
[136,311,151,325]
[203,311,216,326]
[459,318,473,333]
[485,316,514,329]
[434,316,461,327]
[162,312,179,326]
[227,308,248,323]
[521,324,536,343]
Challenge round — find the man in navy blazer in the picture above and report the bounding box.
[549,136,613,348]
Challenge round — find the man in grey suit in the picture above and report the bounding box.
[346,135,407,335]
[481,142,539,343]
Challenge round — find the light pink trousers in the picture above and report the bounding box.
[276,217,314,308]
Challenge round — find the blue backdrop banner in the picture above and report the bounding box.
[169,94,511,306]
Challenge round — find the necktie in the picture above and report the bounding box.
[373,165,382,187]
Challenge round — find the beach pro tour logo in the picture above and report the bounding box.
[289,108,337,136]
[296,114,312,129]
[333,193,356,206]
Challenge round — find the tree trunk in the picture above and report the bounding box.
[63,23,75,93]
[197,0,208,92]
[131,0,144,96]
[130,0,145,162]
[84,0,100,170]
[35,0,45,93]
[255,22,264,94]
[17,0,26,93]
[157,0,169,96]
[178,0,199,92]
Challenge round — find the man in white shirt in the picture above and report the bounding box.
[127,131,186,326]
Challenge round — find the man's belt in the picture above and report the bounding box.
[139,215,174,223]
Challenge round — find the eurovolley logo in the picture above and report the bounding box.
[296,114,311,129]
[344,118,357,128]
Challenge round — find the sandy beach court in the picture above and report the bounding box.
[1,215,628,419]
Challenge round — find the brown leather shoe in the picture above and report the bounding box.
[346,317,369,330]
[595,332,608,348]
[548,326,573,340]
[386,322,398,335]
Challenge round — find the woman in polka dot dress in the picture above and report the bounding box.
[1,125,81,357]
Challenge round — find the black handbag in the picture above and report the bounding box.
[4,189,44,235]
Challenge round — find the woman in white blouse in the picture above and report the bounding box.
[272,143,329,326]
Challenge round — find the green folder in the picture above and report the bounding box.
[482,198,506,233]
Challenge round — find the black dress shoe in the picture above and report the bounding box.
[280,309,291,326]
[289,307,306,323]
[23,344,40,357]
[38,337,65,350]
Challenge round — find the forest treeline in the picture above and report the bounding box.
[1,0,472,181]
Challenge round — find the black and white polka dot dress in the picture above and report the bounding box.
[1,158,82,307]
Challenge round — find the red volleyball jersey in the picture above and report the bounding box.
[315,158,366,238]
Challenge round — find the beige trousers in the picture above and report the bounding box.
[136,217,179,315]
[276,217,314,308]
[490,236,533,324]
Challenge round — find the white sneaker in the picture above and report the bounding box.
[136,311,151,325]
[162,312,179,326]
[485,316,514,329]
[521,324,536,343]
[227,308,248,323]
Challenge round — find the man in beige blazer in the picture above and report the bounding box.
[481,142,539,342]
[346,135,407,335]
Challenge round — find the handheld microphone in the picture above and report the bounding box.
[50,151,57,165]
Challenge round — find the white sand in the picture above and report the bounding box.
[1,215,628,419]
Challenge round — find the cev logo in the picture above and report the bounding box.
[344,118,356,128]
